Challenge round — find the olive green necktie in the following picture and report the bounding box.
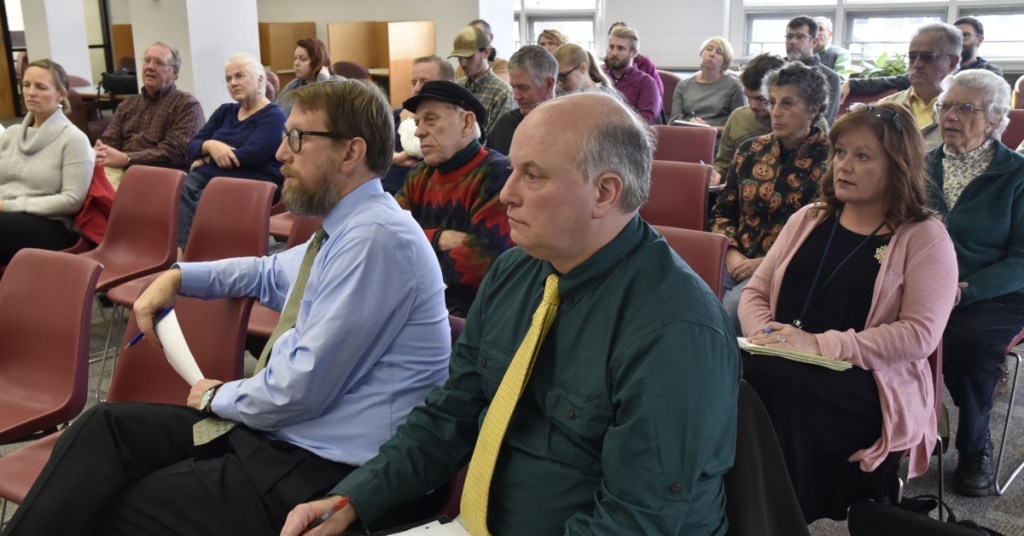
[193,228,328,446]
[460,274,560,535]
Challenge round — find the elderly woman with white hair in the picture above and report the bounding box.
[179,51,287,252]
[668,36,745,127]
[927,68,1024,497]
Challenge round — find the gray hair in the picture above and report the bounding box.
[413,55,455,81]
[149,42,182,69]
[573,93,654,212]
[762,61,830,124]
[813,17,833,33]
[225,52,266,94]
[508,45,558,88]
[939,69,1011,140]
[916,22,963,61]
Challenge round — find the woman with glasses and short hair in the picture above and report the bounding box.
[739,101,958,521]
[710,61,831,331]
[178,52,286,254]
[927,69,1024,497]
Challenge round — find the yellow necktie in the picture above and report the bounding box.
[460,274,560,535]
[193,227,327,446]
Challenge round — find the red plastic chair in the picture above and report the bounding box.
[247,215,324,338]
[269,211,296,240]
[0,292,253,510]
[658,70,684,119]
[641,161,712,231]
[79,165,184,292]
[1002,109,1024,151]
[995,329,1024,495]
[652,225,729,301]
[838,88,899,116]
[0,250,102,444]
[653,124,717,165]
[333,60,370,80]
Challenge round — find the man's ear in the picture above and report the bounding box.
[338,138,367,174]
[591,171,624,218]
[462,111,476,137]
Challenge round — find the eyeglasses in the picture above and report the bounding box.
[748,95,770,106]
[557,65,580,83]
[935,101,986,115]
[224,72,250,84]
[847,103,903,132]
[907,52,952,64]
[784,33,811,41]
[766,97,804,113]
[141,56,172,68]
[283,128,348,153]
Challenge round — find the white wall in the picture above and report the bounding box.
[605,0,731,70]
[21,0,93,82]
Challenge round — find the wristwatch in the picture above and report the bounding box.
[199,385,221,414]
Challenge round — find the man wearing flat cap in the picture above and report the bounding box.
[395,80,514,315]
[449,25,515,132]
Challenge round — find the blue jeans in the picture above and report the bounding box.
[177,170,213,250]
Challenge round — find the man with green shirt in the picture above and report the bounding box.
[282,91,741,536]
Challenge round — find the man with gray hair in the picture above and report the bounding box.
[283,91,740,536]
[396,80,514,315]
[94,42,205,187]
[3,80,451,535]
[486,45,557,155]
[813,16,851,80]
[881,22,962,151]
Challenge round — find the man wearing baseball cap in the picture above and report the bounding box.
[394,80,514,315]
[449,25,515,132]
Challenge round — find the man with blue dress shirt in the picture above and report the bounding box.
[2,80,451,536]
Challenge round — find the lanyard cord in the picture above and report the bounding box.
[794,212,886,329]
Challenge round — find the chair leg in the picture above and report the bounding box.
[995,350,1023,495]
[94,305,127,401]
[936,436,944,521]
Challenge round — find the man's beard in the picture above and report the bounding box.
[281,165,341,217]
[786,47,804,61]
[961,43,978,63]
[606,56,627,71]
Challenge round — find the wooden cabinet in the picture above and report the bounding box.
[326,21,435,108]
[258,22,316,88]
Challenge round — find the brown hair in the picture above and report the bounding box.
[538,29,568,48]
[816,102,931,229]
[296,38,331,79]
[25,59,71,113]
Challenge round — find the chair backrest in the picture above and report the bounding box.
[724,380,810,536]
[333,60,370,80]
[285,215,325,249]
[107,295,252,404]
[658,70,684,118]
[654,225,729,300]
[838,88,900,116]
[0,250,102,443]
[1002,109,1024,150]
[81,165,185,290]
[653,124,717,165]
[119,56,136,72]
[184,177,276,261]
[265,69,280,101]
[641,160,712,231]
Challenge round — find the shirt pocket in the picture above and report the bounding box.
[474,341,513,400]
[544,386,613,468]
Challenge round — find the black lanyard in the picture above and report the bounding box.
[793,213,885,329]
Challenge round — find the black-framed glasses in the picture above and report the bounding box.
[935,101,986,115]
[847,103,903,132]
[283,128,347,153]
[557,64,580,83]
[907,51,951,64]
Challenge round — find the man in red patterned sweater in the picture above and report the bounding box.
[396,81,514,315]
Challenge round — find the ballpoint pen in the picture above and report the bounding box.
[303,496,350,534]
[123,305,174,350]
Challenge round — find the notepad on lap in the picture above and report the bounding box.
[387,519,470,535]
[737,337,852,371]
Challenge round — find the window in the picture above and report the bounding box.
[846,12,945,60]
[513,0,598,53]
[958,10,1024,58]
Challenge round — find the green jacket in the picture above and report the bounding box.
[927,141,1024,307]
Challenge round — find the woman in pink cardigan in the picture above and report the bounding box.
[739,102,958,522]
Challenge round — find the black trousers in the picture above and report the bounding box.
[943,290,1024,454]
[2,403,354,536]
[0,213,77,265]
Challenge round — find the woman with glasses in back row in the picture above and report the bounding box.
[927,69,1024,497]
[739,101,958,521]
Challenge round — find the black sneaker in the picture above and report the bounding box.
[954,439,995,497]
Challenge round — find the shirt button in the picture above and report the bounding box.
[479,357,487,367]
[567,408,576,418]
[670,483,682,494]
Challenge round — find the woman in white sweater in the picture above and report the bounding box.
[0,59,93,264]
